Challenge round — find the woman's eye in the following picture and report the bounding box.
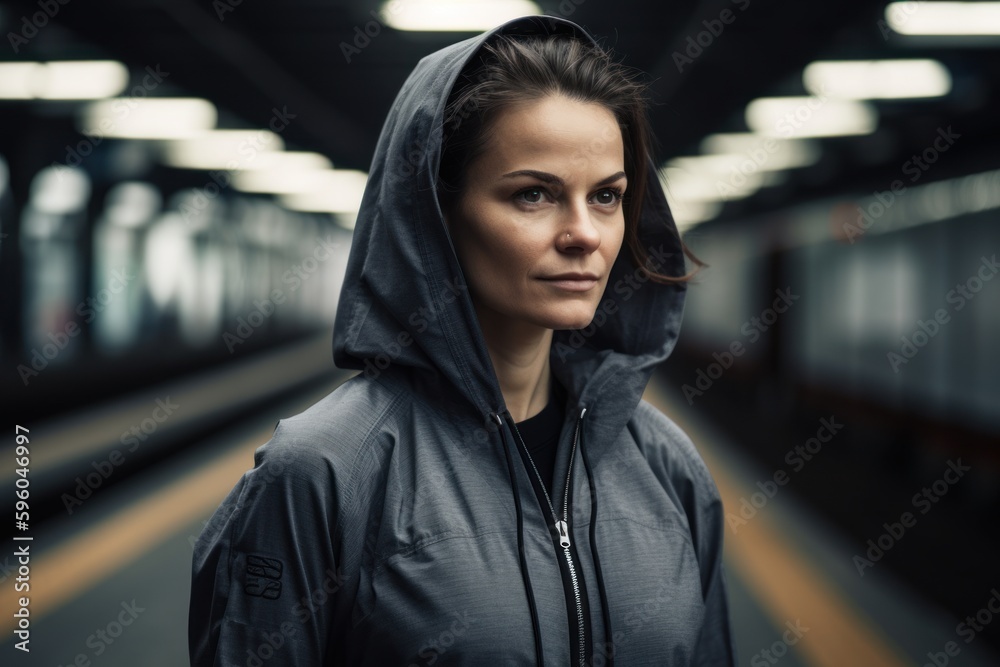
[516,188,547,204]
[593,188,623,206]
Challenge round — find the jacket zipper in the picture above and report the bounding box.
[508,407,587,667]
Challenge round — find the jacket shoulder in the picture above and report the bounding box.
[627,398,719,499]
[255,372,407,481]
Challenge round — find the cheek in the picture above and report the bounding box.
[458,216,504,271]
[460,206,538,274]
[605,216,627,261]
[452,212,521,297]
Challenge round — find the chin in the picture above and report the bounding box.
[539,304,600,331]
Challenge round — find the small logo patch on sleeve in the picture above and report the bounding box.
[244,554,283,599]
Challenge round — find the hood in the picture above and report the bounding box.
[332,14,687,437]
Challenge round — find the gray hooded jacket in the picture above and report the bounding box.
[190,14,736,667]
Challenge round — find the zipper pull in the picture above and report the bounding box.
[555,520,571,548]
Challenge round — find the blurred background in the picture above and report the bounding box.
[0,0,997,665]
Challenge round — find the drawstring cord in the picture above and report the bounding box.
[493,411,545,667]
[494,405,614,666]
[579,415,615,667]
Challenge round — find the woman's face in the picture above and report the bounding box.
[445,93,627,333]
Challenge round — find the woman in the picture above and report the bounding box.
[190,14,736,666]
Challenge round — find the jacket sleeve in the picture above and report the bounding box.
[643,405,738,666]
[189,419,344,666]
[688,457,738,666]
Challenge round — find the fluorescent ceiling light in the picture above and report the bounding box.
[0,61,129,99]
[803,59,951,99]
[160,130,287,169]
[79,98,217,139]
[280,190,366,214]
[275,170,369,213]
[238,151,332,172]
[665,197,722,232]
[671,143,821,174]
[280,192,364,214]
[42,61,130,99]
[233,167,367,195]
[699,133,821,170]
[380,0,542,31]
[0,63,34,100]
[885,2,1000,35]
[660,166,763,202]
[0,63,36,99]
[745,96,877,138]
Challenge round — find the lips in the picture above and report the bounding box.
[541,273,599,281]
[539,273,600,292]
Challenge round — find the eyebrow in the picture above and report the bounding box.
[501,169,627,187]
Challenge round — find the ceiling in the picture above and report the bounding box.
[2,0,998,222]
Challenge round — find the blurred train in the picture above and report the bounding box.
[676,165,1000,441]
[0,129,354,424]
[658,161,1000,654]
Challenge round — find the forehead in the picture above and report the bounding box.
[477,94,625,178]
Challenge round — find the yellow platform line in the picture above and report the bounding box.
[644,380,914,667]
[0,426,267,637]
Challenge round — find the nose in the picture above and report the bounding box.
[557,199,601,253]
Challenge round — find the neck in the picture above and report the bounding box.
[475,302,552,423]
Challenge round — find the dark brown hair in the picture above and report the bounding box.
[437,32,704,284]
